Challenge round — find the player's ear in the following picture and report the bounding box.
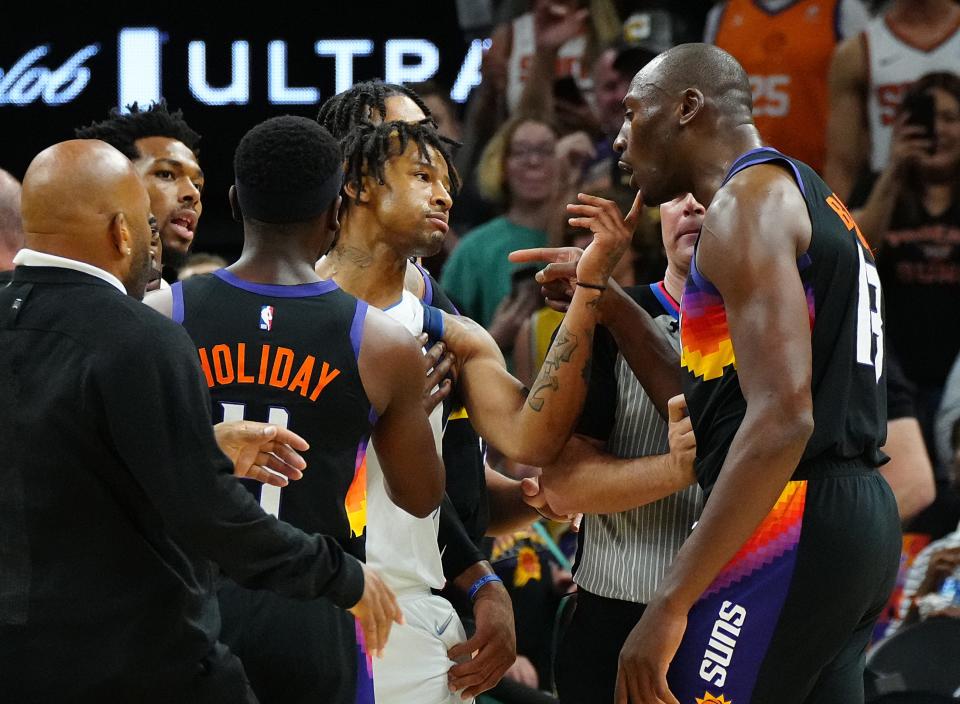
[228,185,242,222]
[679,88,704,126]
[110,212,133,259]
[343,176,372,205]
[327,194,342,233]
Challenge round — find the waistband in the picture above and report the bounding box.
[791,456,878,481]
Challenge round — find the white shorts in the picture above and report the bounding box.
[372,592,475,704]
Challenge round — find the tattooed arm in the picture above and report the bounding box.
[441,193,639,466]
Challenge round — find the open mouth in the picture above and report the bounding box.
[618,160,634,174]
[168,210,197,241]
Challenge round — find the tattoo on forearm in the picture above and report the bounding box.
[527,326,579,412]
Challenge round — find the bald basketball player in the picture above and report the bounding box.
[0,139,400,703]
[600,44,899,704]
[520,44,900,703]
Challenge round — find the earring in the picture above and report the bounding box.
[126,248,131,255]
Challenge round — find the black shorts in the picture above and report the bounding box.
[668,463,901,704]
[218,580,372,704]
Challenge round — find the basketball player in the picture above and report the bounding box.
[145,116,444,704]
[320,117,631,702]
[77,101,203,274]
[825,0,960,200]
[532,44,899,703]
[704,0,870,173]
[319,81,525,701]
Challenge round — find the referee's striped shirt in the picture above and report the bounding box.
[573,283,703,604]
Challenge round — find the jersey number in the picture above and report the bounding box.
[221,402,289,518]
[750,74,791,117]
[856,246,884,381]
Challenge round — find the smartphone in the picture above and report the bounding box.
[903,91,937,154]
[553,76,586,106]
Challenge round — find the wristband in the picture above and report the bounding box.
[468,574,503,601]
[576,281,607,291]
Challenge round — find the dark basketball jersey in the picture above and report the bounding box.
[174,269,374,560]
[680,147,887,495]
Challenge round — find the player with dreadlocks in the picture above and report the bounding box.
[319,116,631,702]
[77,101,203,275]
[318,84,524,701]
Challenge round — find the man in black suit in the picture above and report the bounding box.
[0,139,402,703]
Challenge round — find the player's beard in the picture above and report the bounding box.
[162,242,189,271]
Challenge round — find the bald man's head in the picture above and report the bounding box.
[632,44,753,117]
[21,139,156,299]
[613,43,756,206]
[0,169,23,270]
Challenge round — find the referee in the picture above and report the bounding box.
[534,194,706,703]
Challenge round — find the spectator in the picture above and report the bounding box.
[177,252,228,280]
[891,516,960,634]
[0,168,23,274]
[826,0,960,201]
[454,0,619,196]
[705,0,870,173]
[490,0,621,114]
[852,72,960,444]
[490,523,575,693]
[937,352,960,471]
[441,116,560,331]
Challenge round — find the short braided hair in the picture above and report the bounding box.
[341,120,461,203]
[317,80,435,140]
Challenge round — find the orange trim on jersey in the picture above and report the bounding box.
[883,11,960,53]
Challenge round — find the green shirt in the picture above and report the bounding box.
[441,217,547,328]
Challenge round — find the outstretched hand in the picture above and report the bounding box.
[509,245,582,312]
[510,190,642,308]
[214,420,309,486]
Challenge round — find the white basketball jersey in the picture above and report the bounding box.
[865,15,960,171]
[506,12,593,112]
[365,290,446,592]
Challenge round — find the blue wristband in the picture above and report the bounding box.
[468,574,503,601]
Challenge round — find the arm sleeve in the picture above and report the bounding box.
[96,319,364,608]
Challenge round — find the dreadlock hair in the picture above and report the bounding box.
[75,100,201,161]
[341,120,461,206]
[317,79,435,140]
